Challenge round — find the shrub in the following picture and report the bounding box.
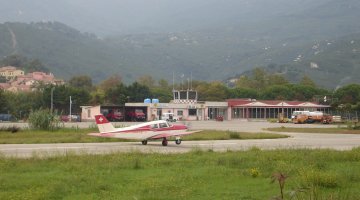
[28,109,62,130]
[229,132,240,139]
[250,167,260,178]
[267,118,278,123]
[298,168,338,188]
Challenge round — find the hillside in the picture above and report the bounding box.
[0,22,122,82]
[235,33,360,89]
[1,21,360,88]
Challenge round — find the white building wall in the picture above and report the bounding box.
[81,105,101,121]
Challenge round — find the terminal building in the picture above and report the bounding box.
[81,89,330,121]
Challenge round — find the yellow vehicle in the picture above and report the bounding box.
[291,111,333,124]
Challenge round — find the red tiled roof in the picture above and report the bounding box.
[227,99,330,108]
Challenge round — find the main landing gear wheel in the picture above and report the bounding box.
[141,140,148,145]
[175,139,181,145]
[162,138,168,146]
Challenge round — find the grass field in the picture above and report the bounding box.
[266,127,360,134]
[0,128,287,144]
[0,148,359,199]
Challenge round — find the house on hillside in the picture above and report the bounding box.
[1,71,64,92]
[0,66,25,80]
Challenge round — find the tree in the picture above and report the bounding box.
[229,87,258,99]
[158,79,170,89]
[4,91,43,119]
[137,75,155,88]
[126,82,151,102]
[0,90,8,113]
[334,84,360,105]
[260,85,294,100]
[196,81,229,101]
[68,75,93,91]
[0,54,27,67]
[24,59,49,73]
[267,74,289,86]
[150,87,172,103]
[90,89,105,105]
[235,75,253,89]
[252,68,267,90]
[104,83,128,105]
[42,85,91,114]
[300,75,316,87]
[288,84,327,101]
[98,74,122,91]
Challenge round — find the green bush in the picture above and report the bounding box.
[298,168,338,188]
[28,109,62,130]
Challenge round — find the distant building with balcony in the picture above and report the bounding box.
[0,67,64,92]
[0,66,25,80]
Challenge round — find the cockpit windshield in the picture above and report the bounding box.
[159,122,169,128]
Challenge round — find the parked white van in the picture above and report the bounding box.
[161,113,179,122]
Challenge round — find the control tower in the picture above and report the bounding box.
[173,89,198,104]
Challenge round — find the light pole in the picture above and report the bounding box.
[51,87,55,113]
[69,96,72,122]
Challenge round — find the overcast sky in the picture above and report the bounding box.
[0,0,341,35]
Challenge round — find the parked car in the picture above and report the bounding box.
[60,115,80,122]
[126,109,146,121]
[106,111,124,121]
[0,114,15,122]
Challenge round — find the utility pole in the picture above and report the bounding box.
[69,96,72,122]
[50,87,55,113]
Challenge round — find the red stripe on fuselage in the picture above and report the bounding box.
[113,124,187,134]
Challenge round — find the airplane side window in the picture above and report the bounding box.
[159,123,168,128]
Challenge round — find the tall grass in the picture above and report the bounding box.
[1,148,359,199]
[27,109,62,130]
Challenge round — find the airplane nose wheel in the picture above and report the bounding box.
[141,140,148,145]
[162,138,168,146]
[175,139,181,145]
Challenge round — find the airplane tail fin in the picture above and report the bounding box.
[95,115,115,133]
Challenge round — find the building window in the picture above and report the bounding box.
[87,109,91,118]
[189,109,197,116]
[177,110,183,116]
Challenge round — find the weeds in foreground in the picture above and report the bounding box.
[271,172,288,200]
[1,148,360,199]
[250,167,260,178]
[0,126,20,133]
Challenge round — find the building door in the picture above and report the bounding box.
[157,109,162,120]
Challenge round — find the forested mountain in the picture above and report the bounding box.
[0,22,121,83]
[235,33,360,89]
[1,0,360,87]
[1,21,360,88]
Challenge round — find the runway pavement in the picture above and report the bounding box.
[0,121,359,158]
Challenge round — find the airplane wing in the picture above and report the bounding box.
[149,130,201,139]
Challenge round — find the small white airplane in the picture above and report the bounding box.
[88,115,200,146]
